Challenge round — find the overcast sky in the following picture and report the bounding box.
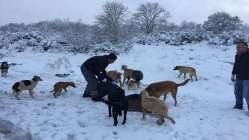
[0,0,248,26]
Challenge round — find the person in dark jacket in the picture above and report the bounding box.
[231,41,249,115]
[81,53,117,98]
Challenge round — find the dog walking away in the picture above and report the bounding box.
[121,65,143,87]
[140,90,175,125]
[12,76,42,100]
[50,82,76,98]
[145,79,190,106]
[173,66,197,81]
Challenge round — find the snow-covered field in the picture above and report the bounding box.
[0,43,249,140]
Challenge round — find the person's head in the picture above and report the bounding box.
[236,41,248,55]
[107,53,117,64]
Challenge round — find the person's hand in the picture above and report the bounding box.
[231,74,236,82]
[102,78,107,83]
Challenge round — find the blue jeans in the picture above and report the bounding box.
[234,80,249,110]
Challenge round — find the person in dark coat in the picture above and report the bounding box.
[81,53,117,98]
[231,41,249,115]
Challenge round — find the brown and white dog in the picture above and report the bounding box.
[173,66,197,81]
[140,90,175,125]
[121,65,143,88]
[144,79,190,106]
[107,70,122,87]
[50,82,76,98]
[12,76,42,100]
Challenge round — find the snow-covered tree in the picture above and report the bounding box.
[203,12,242,34]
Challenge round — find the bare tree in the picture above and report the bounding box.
[133,2,169,34]
[96,1,128,43]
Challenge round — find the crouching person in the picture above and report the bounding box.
[80,53,117,99]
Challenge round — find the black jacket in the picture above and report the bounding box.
[232,50,249,80]
[82,55,109,80]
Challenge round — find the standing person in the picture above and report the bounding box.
[81,53,117,98]
[231,41,249,115]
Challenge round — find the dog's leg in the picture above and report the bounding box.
[171,90,177,106]
[190,75,193,82]
[122,109,127,125]
[177,72,182,78]
[15,91,21,100]
[29,89,34,98]
[195,74,198,81]
[63,88,67,92]
[184,73,186,79]
[142,109,146,120]
[112,109,118,126]
[163,93,167,101]
[118,110,122,116]
[108,105,112,117]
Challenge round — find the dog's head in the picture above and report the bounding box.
[121,65,128,70]
[1,61,9,69]
[173,66,179,70]
[107,70,122,81]
[32,75,42,82]
[69,82,76,88]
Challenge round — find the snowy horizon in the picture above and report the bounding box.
[0,0,249,26]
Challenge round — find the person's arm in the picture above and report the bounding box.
[231,55,238,81]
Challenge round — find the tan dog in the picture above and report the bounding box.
[107,70,122,87]
[50,82,76,98]
[121,65,143,87]
[173,66,197,81]
[12,76,42,100]
[140,90,175,125]
[145,79,190,106]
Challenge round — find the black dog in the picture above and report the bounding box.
[98,82,128,126]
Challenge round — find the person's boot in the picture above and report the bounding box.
[82,91,90,98]
[233,105,243,110]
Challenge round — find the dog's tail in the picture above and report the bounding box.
[50,90,54,93]
[176,79,190,87]
[165,115,176,124]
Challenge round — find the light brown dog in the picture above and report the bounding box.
[173,66,197,81]
[50,82,76,98]
[107,70,122,87]
[12,76,42,100]
[145,79,190,106]
[140,90,175,125]
[121,65,143,87]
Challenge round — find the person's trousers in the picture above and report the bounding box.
[234,80,249,110]
[81,65,98,97]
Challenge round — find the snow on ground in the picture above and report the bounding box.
[0,43,249,140]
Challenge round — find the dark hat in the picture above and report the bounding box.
[108,53,117,60]
[236,39,248,47]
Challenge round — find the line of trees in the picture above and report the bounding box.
[0,1,248,53]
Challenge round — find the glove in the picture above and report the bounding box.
[231,74,236,82]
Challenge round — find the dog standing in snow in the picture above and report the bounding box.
[50,82,76,98]
[0,61,9,77]
[12,76,42,100]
